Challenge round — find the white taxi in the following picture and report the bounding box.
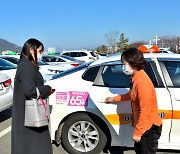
[46,53,180,154]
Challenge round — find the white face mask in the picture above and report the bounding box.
[122,64,133,75]
[37,53,42,61]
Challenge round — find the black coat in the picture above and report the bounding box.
[11,56,52,154]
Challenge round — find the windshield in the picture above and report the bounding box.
[38,60,48,65]
[0,58,17,70]
[52,61,92,79]
[1,57,19,65]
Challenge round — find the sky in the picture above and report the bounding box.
[1,0,180,51]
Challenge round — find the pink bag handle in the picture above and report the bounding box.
[40,98,48,118]
[36,87,48,118]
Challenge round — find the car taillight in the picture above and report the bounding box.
[71,63,79,67]
[3,79,12,87]
[89,57,95,60]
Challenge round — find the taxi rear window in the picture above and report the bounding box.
[82,66,100,82]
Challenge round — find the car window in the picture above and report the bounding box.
[163,61,180,87]
[42,57,51,62]
[61,55,77,61]
[70,52,81,57]
[82,66,100,82]
[48,57,55,62]
[101,63,158,88]
[80,52,87,57]
[57,57,66,62]
[144,63,158,87]
[62,52,70,56]
[90,52,97,57]
[102,65,130,88]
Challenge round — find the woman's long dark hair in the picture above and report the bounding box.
[20,38,44,69]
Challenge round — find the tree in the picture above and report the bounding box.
[96,45,108,54]
[159,36,178,53]
[105,31,119,54]
[128,41,146,48]
[117,33,129,52]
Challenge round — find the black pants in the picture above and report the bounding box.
[134,124,162,154]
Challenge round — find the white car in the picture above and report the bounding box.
[0,56,58,83]
[0,57,53,84]
[159,48,174,54]
[41,55,84,69]
[0,55,69,75]
[0,58,17,87]
[60,50,98,62]
[38,61,68,77]
[46,53,180,153]
[0,72,13,112]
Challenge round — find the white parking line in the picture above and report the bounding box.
[0,126,11,138]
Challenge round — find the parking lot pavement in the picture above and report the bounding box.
[0,109,180,154]
[52,144,136,154]
[52,144,180,154]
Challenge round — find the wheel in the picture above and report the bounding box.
[61,113,107,154]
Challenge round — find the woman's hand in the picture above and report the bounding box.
[50,88,55,94]
[104,97,115,104]
[132,134,141,142]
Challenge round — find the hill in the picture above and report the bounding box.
[0,39,22,53]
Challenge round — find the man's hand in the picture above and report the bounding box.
[132,134,141,142]
[104,97,115,104]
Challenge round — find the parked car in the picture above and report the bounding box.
[0,72,13,112]
[160,50,174,54]
[0,58,17,87]
[159,48,174,54]
[60,50,98,62]
[41,55,84,69]
[0,55,67,75]
[38,60,68,74]
[46,53,180,153]
[0,55,20,64]
[0,57,54,84]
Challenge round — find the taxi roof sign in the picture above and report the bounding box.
[138,45,160,53]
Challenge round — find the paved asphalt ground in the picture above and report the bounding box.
[0,109,180,154]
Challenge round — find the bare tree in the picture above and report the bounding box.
[128,41,146,48]
[159,36,178,52]
[105,31,119,54]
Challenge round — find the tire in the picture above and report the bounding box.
[61,113,107,154]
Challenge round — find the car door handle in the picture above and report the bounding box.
[174,96,180,101]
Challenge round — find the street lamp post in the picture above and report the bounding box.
[177,37,180,54]
[153,35,160,46]
[15,46,17,53]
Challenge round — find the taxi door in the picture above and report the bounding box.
[88,61,172,147]
[160,59,180,144]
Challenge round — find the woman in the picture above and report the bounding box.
[11,38,53,154]
[105,48,162,154]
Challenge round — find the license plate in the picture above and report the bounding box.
[0,83,3,90]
